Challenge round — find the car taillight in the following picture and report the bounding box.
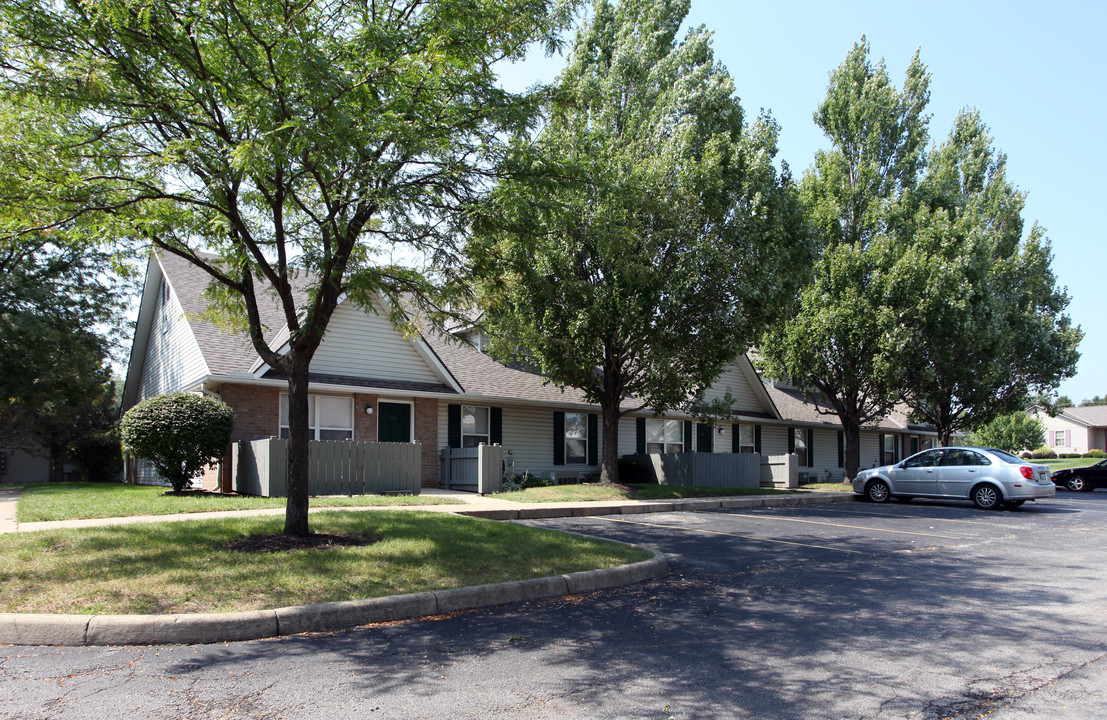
[1019,466,1034,480]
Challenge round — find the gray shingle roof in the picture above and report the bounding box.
[1063,405,1107,427]
[160,251,298,375]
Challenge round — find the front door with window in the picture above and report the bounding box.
[378,402,412,443]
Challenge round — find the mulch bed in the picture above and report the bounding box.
[222,533,376,553]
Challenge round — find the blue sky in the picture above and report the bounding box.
[497,0,1105,404]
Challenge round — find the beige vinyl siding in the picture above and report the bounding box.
[438,402,604,479]
[759,425,789,456]
[859,432,881,469]
[311,301,442,384]
[702,362,765,413]
[808,428,843,482]
[714,424,732,453]
[1037,412,1090,454]
[138,282,208,401]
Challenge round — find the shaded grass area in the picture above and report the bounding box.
[4,482,460,523]
[800,482,856,492]
[489,483,797,503]
[0,510,650,615]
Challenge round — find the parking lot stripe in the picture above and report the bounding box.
[818,506,1006,526]
[596,516,866,554]
[721,512,964,539]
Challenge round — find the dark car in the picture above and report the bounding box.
[1051,459,1107,491]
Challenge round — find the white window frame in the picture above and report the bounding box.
[646,418,684,454]
[794,428,808,467]
[279,394,354,440]
[881,434,896,465]
[737,424,756,453]
[563,412,588,465]
[461,405,490,447]
[1053,430,1066,447]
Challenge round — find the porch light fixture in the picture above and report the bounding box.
[365,407,373,415]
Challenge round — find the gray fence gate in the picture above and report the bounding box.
[439,444,503,494]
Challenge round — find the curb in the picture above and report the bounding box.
[0,548,668,647]
[453,490,857,520]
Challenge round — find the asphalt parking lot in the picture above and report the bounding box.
[2,492,1106,720]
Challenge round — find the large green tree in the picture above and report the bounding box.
[0,97,128,468]
[897,110,1081,444]
[759,38,930,480]
[470,0,812,483]
[2,0,574,536]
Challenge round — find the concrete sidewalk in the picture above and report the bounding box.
[1,486,857,534]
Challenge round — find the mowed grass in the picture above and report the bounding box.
[1039,458,1101,472]
[488,483,797,503]
[801,482,856,492]
[5,482,460,523]
[0,510,650,615]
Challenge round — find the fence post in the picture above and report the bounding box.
[477,444,503,495]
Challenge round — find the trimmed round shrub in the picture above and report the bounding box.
[1082,449,1105,458]
[67,430,123,482]
[1029,445,1057,460]
[121,392,235,492]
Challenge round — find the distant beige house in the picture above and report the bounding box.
[1029,405,1107,454]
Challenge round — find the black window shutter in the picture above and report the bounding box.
[683,421,693,452]
[837,431,844,468]
[447,404,461,449]
[490,407,502,446]
[731,424,741,453]
[636,417,646,454]
[807,428,815,467]
[788,428,796,454]
[754,425,762,454]
[553,411,565,465]
[588,414,598,466]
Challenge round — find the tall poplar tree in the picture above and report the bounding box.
[1,0,574,536]
[759,38,930,480]
[896,110,1081,443]
[470,0,812,483]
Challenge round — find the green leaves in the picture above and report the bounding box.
[471,0,812,480]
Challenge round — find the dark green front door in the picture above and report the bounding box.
[378,402,411,443]
[696,422,714,453]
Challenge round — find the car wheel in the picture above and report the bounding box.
[1003,500,1025,509]
[1066,476,1086,492]
[866,480,891,503]
[972,484,1001,510]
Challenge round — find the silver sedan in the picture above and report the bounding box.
[852,446,1055,509]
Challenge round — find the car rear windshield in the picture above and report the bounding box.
[986,448,1025,464]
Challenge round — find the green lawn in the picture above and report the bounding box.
[3,482,461,523]
[0,510,650,615]
[1039,458,1101,472]
[488,483,797,503]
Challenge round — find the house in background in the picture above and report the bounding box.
[121,252,938,491]
[0,442,52,484]
[1029,405,1107,454]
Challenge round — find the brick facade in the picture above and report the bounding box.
[207,384,440,492]
[415,397,439,488]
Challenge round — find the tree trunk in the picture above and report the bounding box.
[284,357,311,537]
[843,420,862,481]
[600,398,621,484]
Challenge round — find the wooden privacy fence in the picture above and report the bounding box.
[624,452,761,488]
[232,438,422,498]
[623,452,798,489]
[439,445,503,494]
